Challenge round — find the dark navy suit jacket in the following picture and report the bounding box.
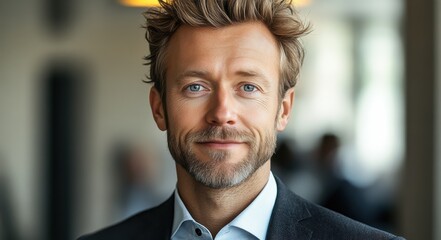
[78,177,405,240]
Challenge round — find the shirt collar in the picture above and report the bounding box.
[171,187,193,238]
[171,172,278,239]
[228,172,277,239]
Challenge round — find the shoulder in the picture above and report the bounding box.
[270,176,405,240]
[77,195,174,240]
[301,197,402,239]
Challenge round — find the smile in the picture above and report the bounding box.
[197,140,244,149]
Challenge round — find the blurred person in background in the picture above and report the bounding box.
[271,137,304,182]
[311,134,373,224]
[312,134,399,231]
[79,0,404,239]
[113,144,162,220]
[271,137,323,202]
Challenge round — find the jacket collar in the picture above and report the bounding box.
[134,195,174,240]
[266,176,313,240]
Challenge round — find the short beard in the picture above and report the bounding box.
[168,126,277,189]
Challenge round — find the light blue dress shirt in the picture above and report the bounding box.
[171,172,278,240]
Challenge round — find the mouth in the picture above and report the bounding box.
[196,140,244,149]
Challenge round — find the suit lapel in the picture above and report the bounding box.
[133,194,174,240]
[266,177,313,240]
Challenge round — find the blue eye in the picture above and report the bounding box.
[187,84,203,92]
[242,84,257,92]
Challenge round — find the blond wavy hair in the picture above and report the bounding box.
[144,0,310,99]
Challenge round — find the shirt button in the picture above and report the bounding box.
[195,228,202,236]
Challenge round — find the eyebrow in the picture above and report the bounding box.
[175,70,209,82]
[235,69,272,87]
[236,69,266,79]
[175,69,273,87]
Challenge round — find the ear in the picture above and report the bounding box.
[276,88,295,131]
[149,87,167,131]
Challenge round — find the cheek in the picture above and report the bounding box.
[239,99,279,125]
[166,99,205,136]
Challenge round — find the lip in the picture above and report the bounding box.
[197,140,244,148]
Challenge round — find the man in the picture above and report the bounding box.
[79,0,405,239]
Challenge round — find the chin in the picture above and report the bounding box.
[189,161,257,189]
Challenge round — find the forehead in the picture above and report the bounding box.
[165,21,280,83]
[170,21,278,48]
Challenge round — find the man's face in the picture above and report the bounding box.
[150,22,294,188]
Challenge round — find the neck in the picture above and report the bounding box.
[176,161,271,237]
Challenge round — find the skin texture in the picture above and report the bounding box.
[149,21,295,237]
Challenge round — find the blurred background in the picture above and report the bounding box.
[0,0,439,239]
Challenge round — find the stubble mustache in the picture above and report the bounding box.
[187,126,254,144]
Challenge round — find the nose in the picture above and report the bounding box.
[205,88,238,126]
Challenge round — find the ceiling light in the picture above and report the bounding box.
[119,0,311,8]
